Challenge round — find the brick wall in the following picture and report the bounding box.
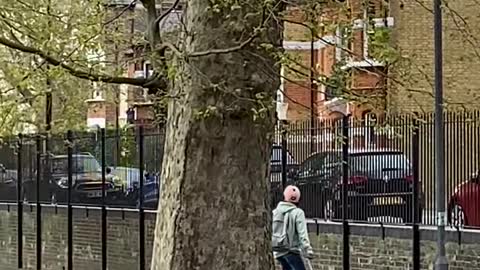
[0,207,156,270]
[389,0,480,112]
[306,233,480,270]
[282,2,387,121]
[86,100,118,128]
[281,0,480,118]
[284,81,311,121]
[283,8,312,41]
[3,207,480,270]
[87,101,107,119]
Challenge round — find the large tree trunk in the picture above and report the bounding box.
[151,1,283,270]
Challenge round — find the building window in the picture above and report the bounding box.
[277,67,285,104]
[365,0,389,18]
[342,0,393,65]
[336,25,352,61]
[126,108,135,124]
[363,0,393,62]
[144,62,153,78]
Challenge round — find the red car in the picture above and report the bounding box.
[448,173,480,228]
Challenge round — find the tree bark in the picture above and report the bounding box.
[151,1,283,270]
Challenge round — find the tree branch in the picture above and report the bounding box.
[154,0,181,26]
[104,0,137,26]
[141,0,162,49]
[0,35,165,88]
[189,32,259,58]
[187,2,282,58]
[156,42,183,57]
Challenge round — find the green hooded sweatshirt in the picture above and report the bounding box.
[273,201,313,259]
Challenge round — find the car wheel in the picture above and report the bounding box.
[136,199,141,209]
[450,203,466,228]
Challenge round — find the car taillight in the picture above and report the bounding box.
[348,176,368,185]
[405,175,414,183]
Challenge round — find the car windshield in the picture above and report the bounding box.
[51,156,101,174]
[301,152,341,172]
[271,147,296,164]
[349,153,411,171]
[300,151,410,172]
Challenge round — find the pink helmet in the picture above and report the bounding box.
[283,185,301,203]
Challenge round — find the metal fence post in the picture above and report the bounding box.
[36,136,42,270]
[44,134,51,204]
[412,117,421,270]
[281,124,288,190]
[67,131,73,270]
[138,126,145,270]
[342,115,350,270]
[17,134,23,269]
[101,129,107,270]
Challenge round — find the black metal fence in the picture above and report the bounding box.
[0,127,164,270]
[271,111,480,230]
[2,110,480,269]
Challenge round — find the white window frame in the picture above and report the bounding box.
[133,61,155,79]
[344,16,394,68]
[277,67,285,104]
[143,61,154,79]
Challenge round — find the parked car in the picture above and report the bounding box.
[24,153,124,204]
[111,167,160,209]
[270,145,299,208]
[448,172,480,228]
[125,172,160,209]
[292,148,424,223]
[270,144,298,186]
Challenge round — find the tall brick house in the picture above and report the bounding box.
[279,0,480,122]
[278,0,393,122]
[85,0,181,130]
[87,1,480,126]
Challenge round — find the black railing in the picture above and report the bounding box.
[1,111,480,269]
[0,127,164,270]
[271,111,480,231]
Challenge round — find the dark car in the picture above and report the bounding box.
[270,144,298,185]
[270,145,299,207]
[293,148,424,223]
[24,153,124,204]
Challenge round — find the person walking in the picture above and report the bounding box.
[272,185,314,270]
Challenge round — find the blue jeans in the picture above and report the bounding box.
[277,253,306,270]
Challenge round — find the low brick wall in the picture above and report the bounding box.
[308,233,480,270]
[1,206,480,270]
[0,205,156,270]
[306,222,480,270]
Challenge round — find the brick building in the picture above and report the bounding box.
[87,1,480,126]
[278,0,392,122]
[279,0,480,122]
[85,0,181,130]
[389,0,480,112]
